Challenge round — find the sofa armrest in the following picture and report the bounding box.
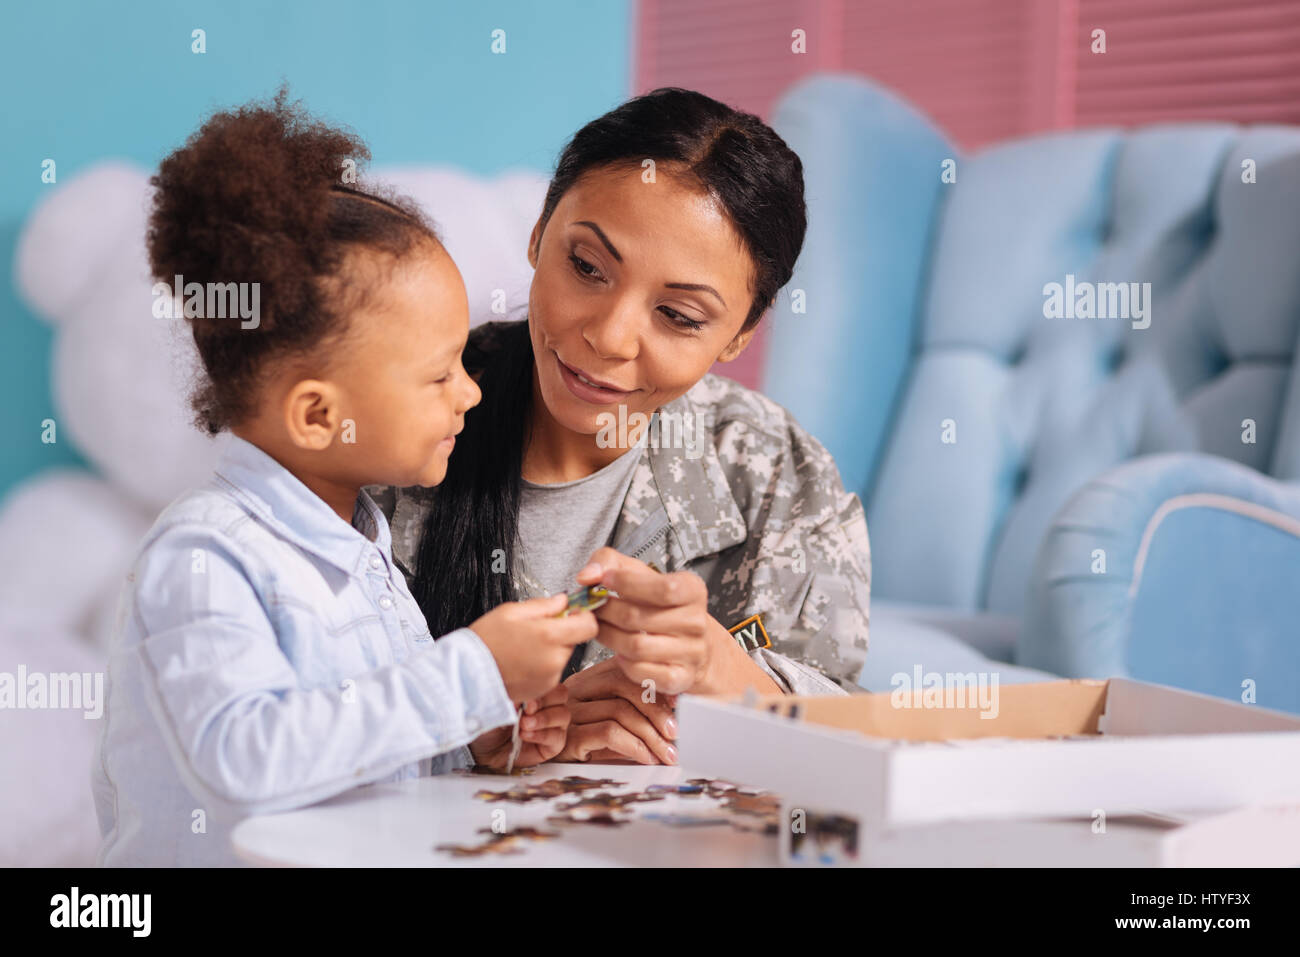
[1021,452,1300,713]
[861,601,1057,693]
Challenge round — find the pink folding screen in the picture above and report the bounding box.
[1073,0,1300,126]
[635,0,1300,387]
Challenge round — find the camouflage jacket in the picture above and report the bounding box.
[377,330,871,696]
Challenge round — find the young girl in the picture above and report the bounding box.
[91,92,596,867]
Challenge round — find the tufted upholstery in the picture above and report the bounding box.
[764,74,1300,711]
[1022,452,1300,709]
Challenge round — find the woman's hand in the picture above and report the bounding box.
[468,684,571,769]
[575,547,780,698]
[546,548,782,766]
[552,657,679,765]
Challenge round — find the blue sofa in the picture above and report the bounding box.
[763,74,1300,713]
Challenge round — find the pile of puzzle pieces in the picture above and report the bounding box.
[434,774,782,857]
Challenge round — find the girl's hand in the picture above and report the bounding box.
[552,657,679,765]
[468,684,571,769]
[470,593,597,702]
[574,547,765,697]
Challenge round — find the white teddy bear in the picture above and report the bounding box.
[2,161,548,865]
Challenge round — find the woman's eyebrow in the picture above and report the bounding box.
[572,220,622,263]
[665,281,725,308]
[572,220,726,308]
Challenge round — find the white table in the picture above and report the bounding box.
[231,762,778,867]
[231,761,1299,867]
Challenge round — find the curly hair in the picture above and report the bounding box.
[147,87,440,434]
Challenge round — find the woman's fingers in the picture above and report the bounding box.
[563,655,651,702]
[595,620,696,663]
[583,748,635,763]
[577,547,704,610]
[574,548,718,694]
[594,595,696,638]
[565,720,661,765]
[595,620,705,696]
[578,546,637,578]
[563,657,676,733]
[569,697,676,764]
[604,564,707,610]
[611,657,695,697]
[562,657,622,698]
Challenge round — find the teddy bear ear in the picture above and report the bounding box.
[377,165,547,328]
[14,161,152,326]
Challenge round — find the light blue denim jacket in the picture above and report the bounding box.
[91,435,515,866]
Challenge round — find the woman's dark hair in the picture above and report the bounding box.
[147,87,439,434]
[414,87,807,642]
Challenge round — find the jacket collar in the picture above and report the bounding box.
[610,382,748,565]
[214,434,388,578]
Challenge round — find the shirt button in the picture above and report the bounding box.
[378,596,394,610]
[467,719,479,733]
[369,554,382,570]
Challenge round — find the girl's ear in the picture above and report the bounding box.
[717,323,759,363]
[283,379,344,451]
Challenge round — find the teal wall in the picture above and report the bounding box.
[0,0,632,498]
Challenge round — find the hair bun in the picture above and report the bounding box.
[146,87,447,435]
[147,86,369,335]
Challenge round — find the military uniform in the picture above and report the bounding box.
[375,324,871,696]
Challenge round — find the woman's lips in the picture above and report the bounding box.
[555,353,635,405]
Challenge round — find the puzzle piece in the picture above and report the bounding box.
[642,812,732,827]
[472,775,626,804]
[543,790,666,827]
[559,583,611,617]
[434,826,561,857]
[546,811,630,828]
[646,783,705,797]
[685,777,748,799]
[553,791,665,813]
[455,765,537,777]
[720,792,782,817]
[456,772,785,844]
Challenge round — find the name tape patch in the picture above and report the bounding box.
[728,614,771,652]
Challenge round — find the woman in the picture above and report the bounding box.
[377,87,870,766]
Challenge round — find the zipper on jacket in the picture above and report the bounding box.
[630,525,668,563]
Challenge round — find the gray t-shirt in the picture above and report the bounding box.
[515,445,643,600]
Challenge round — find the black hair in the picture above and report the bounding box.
[147,87,440,434]
[412,87,807,640]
